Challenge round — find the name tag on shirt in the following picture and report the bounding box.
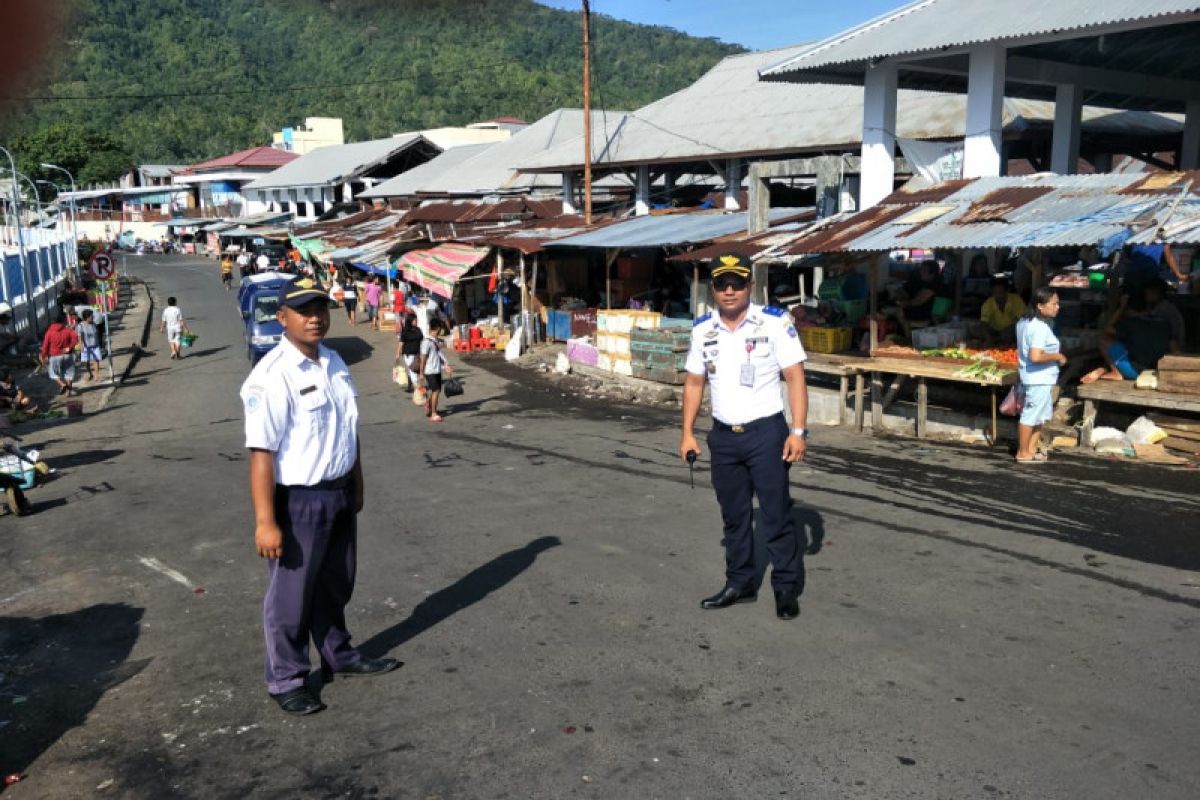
[739,363,756,387]
[298,385,318,395]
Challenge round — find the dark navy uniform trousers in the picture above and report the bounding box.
[263,482,362,694]
[707,412,804,594]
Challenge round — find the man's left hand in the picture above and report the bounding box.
[782,434,806,463]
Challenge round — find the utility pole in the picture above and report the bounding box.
[582,0,593,224]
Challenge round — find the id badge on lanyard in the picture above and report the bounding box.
[740,341,755,387]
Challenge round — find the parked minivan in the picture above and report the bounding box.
[239,273,291,364]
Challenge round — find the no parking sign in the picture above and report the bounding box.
[89,250,116,280]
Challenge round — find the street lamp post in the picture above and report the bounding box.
[40,162,78,279]
[0,145,35,339]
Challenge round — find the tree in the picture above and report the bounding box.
[10,122,134,195]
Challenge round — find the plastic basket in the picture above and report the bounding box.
[799,326,852,354]
[833,297,868,323]
[179,332,198,348]
[911,326,960,351]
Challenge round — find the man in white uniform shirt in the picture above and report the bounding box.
[679,254,810,620]
[241,277,399,715]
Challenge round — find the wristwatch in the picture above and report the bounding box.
[791,427,809,439]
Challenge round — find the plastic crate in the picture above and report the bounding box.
[833,297,868,323]
[911,326,961,351]
[799,326,853,354]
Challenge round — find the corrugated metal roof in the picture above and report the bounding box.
[186,146,298,173]
[243,135,434,191]
[546,208,807,249]
[357,144,495,199]
[760,0,1200,78]
[419,109,628,193]
[779,172,1199,253]
[519,46,1182,173]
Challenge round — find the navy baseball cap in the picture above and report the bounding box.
[277,277,328,308]
[710,253,752,279]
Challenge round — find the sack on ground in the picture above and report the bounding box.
[1126,415,1167,445]
[443,377,464,397]
[999,385,1024,416]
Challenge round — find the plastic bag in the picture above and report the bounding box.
[412,386,428,406]
[392,363,410,389]
[443,377,464,397]
[1126,415,1167,445]
[999,385,1024,416]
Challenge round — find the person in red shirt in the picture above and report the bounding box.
[41,310,80,396]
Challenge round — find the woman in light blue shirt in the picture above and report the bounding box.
[1015,287,1067,464]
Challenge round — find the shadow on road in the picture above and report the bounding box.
[0,603,147,776]
[325,337,373,366]
[49,448,124,469]
[183,345,229,359]
[359,536,561,657]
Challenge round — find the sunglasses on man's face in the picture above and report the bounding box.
[712,275,750,292]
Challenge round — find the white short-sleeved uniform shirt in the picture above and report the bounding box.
[685,304,807,426]
[1016,317,1059,386]
[419,336,446,375]
[240,337,360,486]
[161,306,183,331]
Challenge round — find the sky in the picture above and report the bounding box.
[534,0,905,51]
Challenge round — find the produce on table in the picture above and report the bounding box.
[953,359,1014,382]
[920,347,1018,366]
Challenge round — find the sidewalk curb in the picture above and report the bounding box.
[95,279,154,412]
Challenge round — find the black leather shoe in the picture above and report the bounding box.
[700,585,757,610]
[335,657,402,677]
[774,590,800,620]
[270,687,325,715]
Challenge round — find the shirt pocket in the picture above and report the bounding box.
[297,389,331,431]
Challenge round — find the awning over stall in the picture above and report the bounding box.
[396,243,491,298]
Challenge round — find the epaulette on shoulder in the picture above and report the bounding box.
[763,306,787,318]
[693,313,712,326]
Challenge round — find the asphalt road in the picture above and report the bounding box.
[2,254,1198,799]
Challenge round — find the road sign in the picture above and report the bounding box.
[89,250,115,280]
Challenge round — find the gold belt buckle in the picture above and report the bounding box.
[731,424,746,433]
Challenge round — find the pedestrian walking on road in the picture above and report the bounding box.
[76,309,103,383]
[418,320,451,422]
[160,296,188,360]
[396,312,423,393]
[220,253,235,290]
[1014,287,1066,464]
[40,310,79,396]
[342,274,358,325]
[679,254,810,621]
[365,276,383,331]
[240,276,400,716]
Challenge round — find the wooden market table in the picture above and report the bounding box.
[865,356,1017,442]
[805,353,869,430]
[1075,381,1200,446]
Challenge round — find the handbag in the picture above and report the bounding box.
[999,384,1025,416]
[443,376,464,397]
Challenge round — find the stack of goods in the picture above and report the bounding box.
[595,310,661,376]
[1156,355,1200,396]
[629,324,692,385]
[1145,413,1200,461]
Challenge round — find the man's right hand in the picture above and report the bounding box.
[255,522,284,560]
[679,433,701,464]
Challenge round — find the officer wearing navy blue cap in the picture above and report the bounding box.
[240,277,399,715]
[679,254,810,620]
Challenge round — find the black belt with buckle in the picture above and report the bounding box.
[712,413,783,434]
[280,473,354,492]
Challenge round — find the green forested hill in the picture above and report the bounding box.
[3,0,742,166]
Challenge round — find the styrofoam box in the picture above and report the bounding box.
[609,333,631,356]
[611,356,633,376]
[597,353,613,372]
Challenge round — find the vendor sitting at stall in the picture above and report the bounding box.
[0,370,38,413]
[1082,279,1185,383]
[893,259,945,337]
[979,276,1026,344]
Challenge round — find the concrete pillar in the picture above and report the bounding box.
[635,165,651,216]
[1050,84,1082,174]
[963,43,1006,178]
[561,173,578,215]
[860,63,898,209]
[1182,100,1200,171]
[724,159,742,210]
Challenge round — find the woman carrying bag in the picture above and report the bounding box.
[394,313,423,393]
